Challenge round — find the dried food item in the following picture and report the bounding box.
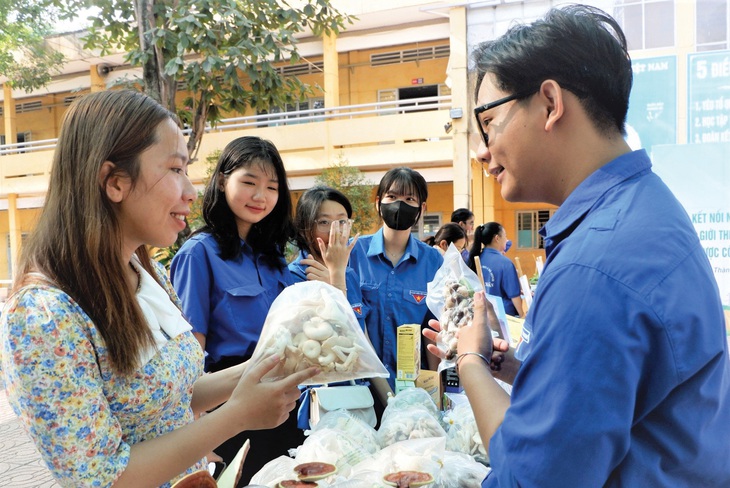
[277,481,317,488]
[437,279,475,359]
[170,469,217,488]
[250,281,389,385]
[383,470,435,487]
[294,461,337,481]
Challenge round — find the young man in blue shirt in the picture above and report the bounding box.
[425,5,730,486]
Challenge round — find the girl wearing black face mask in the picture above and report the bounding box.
[349,167,444,419]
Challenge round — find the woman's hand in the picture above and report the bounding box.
[319,220,358,276]
[301,258,330,283]
[222,355,319,432]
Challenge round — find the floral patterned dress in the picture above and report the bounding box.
[0,263,206,487]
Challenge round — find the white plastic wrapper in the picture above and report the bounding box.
[248,455,297,487]
[435,450,490,488]
[249,281,389,385]
[293,427,373,478]
[443,402,488,464]
[309,409,380,453]
[426,244,511,371]
[384,387,440,422]
[377,404,446,447]
[348,437,445,483]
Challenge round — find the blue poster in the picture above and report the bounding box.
[688,51,730,144]
[653,142,730,324]
[626,56,677,152]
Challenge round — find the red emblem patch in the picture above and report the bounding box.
[410,291,427,303]
[352,305,363,316]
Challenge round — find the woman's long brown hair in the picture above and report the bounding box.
[13,90,176,375]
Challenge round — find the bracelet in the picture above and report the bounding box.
[455,352,491,375]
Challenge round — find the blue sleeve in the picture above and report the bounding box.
[170,244,212,336]
[502,260,522,299]
[486,264,641,486]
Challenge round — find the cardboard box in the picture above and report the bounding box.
[415,369,442,410]
[397,324,421,381]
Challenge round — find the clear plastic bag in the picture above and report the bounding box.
[443,402,488,464]
[426,244,510,371]
[308,409,380,453]
[293,427,373,478]
[249,281,389,385]
[377,404,447,447]
[384,387,440,422]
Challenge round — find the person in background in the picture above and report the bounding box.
[289,185,370,428]
[422,222,467,256]
[0,90,317,488]
[349,167,443,409]
[468,222,523,318]
[451,208,475,261]
[170,136,302,486]
[426,5,730,486]
[289,185,363,328]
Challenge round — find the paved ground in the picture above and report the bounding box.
[0,388,60,487]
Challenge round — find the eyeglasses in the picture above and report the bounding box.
[474,89,537,147]
[315,219,353,231]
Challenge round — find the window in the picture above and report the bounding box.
[614,0,675,50]
[0,132,31,153]
[697,0,729,51]
[411,212,442,240]
[516,210,555,249]
[256,97,324,127]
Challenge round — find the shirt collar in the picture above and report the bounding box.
[366,227,420,261]
[540,149,652,255]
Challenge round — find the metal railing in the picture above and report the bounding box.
[0,95,452,156]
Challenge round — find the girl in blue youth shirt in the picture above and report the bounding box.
[289,185,371,428]
[349,167,443,402]
[468,222,523,318]
[170,136,300,486]
[289,185,364,327]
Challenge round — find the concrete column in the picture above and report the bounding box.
[90,64,107,92]
[322,32,340,109]
[7,193,21,280]
[448,6,471,210]
[322,32,340,166]
[3,83,17,147]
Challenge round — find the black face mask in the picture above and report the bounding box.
[380,201,420,231]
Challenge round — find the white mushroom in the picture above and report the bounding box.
[303,317,335,341]
[300,339,322,360]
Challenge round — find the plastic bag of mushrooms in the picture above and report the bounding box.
[250,280,389,386]
[425,244,511,372]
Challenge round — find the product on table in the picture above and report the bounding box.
[294,461,337,481]
[383,470,435,487]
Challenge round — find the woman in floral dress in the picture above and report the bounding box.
[0,90,318,488]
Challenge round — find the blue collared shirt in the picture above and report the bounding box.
[170,233,292,370]
[288,250,367,330]
[349,228,443,389]
[478,247,521,316]
[485,150,730,486]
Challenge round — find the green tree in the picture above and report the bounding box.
[0,0,64,92]
[53,0,353,161]
[315,155,378,235]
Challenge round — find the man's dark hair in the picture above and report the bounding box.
[472,4,632,135]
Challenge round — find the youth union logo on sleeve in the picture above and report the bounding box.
[352,304,363,316]
[410,291,427,303]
